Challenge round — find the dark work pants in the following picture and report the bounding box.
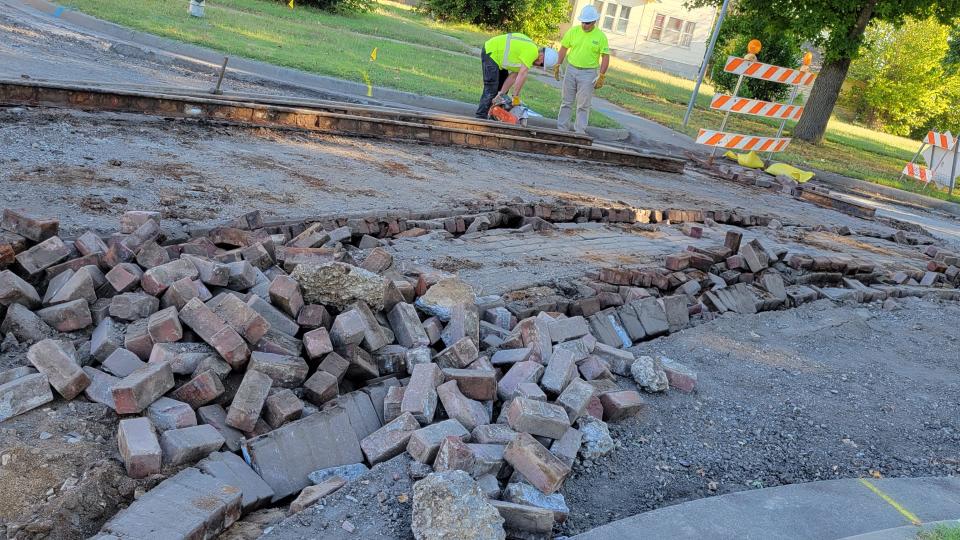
[476,49,509,119]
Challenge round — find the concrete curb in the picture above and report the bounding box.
[839,519,960,540]
[812,169,960,218]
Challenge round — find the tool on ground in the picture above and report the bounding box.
[899,130,959,194]
[696,41,818,164]
[488,94,531,126]
[211,56,229,95]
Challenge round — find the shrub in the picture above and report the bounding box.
[419,0,568,43]
[709,13,802,103]
[293,0,373,13]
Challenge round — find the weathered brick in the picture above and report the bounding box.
[504,432,570,495]
[148,342,215,374]
[491,347,533,366]
[160,277,198,310]
[0,270,41,309]
[540,349,577,396]
[104,263,143,294]
[517,316,552,363]
[36,299,92,332]
[406,419,470,463]
[75,230,108,256]
[27,339,89,400]
[388,302,429,348]
[181,254,230,287]
[318,351,350,382]
[268,275,303,318]
[297,304,331,330]
[112,361,175,414]
[578,355,612,381]
[263,389,303,428]
[440,304,480,349]
[547,316,589,343]
[160,424,225,466]
[497,361,544,401]
[179,297,250,368]
[146,306,183,343]
[147,397,198,431]
[171,370,226,408]
[287,223,330,248]
[599,390,647,422]
[135,241,170,269]
[102,348,147,377]
[110,292,160,322]
[241,242,274,270]
[435,337,479,369]
[516,382,547,401]
[400,362,444,424]
[550,427,582,467]
[383,385,404,423]
[556,378,594,423]
[0,372,53,422]
[2,209,58,242]
[437,380,490,431]
[303,327,333,361]
[359,247,393,274]
[329,308,366,348]
[48,267,97,306]
[226,369,272,432]
[472,424,519,445]
[197,404,244,452]
[359,411,419,465]
[81,367,118,410]
[209,293,271,345]
[442,368,497,401]
[120,211,160,234]
[226,261,258,290]
[1,303,54,343]
[337,342,379,379]
[658,357,698,393]
[141,258,199,296]
[118,417,162,478]
[123,318,154,360]
[506,397,570,439]
[246,294,300,337]
[249,351,308,388]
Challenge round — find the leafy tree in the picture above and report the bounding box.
[946,25,960,72]
[844,18,952,136]
[709,13,802,103]
[419,0,568,43]
[688,0,960,144]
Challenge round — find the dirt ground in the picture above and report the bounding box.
[2,4,960,540]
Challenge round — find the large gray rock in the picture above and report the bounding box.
[631,355,669,393]
[291,262,387,310]
[576,415,614,460]
[412,470,505,540]
[415,278,477,321]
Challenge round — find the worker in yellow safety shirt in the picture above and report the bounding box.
[554,5,610,133]
[476,33,559,119]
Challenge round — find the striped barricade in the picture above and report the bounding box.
[924,131,957,151]
[696,129,791,153]
[902,163,933,183]
[710,95,804,120]
[723,57,817,86]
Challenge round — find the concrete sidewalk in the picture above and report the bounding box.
[572,477,960,540]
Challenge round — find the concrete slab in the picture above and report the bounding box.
[572,477,960,540]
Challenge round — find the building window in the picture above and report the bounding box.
[648,13,697,48]
[593,1,631,34]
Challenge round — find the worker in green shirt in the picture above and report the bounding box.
[554,5,610,133]
[477,33,559,119]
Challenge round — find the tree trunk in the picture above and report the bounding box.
[794,0,877,144]
[793,58,852,143]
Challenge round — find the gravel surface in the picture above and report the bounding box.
[560,296,960,536]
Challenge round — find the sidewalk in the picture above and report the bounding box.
[572,477,960,540]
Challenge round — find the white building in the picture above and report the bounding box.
[567,0,717,79]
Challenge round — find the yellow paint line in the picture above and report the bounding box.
[859,478,923,526]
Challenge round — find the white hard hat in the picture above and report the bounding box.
[542,47,559,70]
[579,5,600,23]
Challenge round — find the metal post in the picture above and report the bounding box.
[950,140,959,196]
[898,142,927,184]
[683,0,731,129]
[212,57,229,95]
[708,73,744,163]
[766,84,799,160]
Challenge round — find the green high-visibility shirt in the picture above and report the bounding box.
[484,33,539,73]
[561,25,610,69]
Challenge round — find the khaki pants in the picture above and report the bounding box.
[557,65,596,133]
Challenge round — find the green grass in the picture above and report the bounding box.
[597,57,960,204]
[63,0,617,126]
[919,524,960,540]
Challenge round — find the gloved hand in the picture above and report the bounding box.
[593,72,606,90]
[553,64,561,81]
[492,93,506,106]
[512,95,521,106]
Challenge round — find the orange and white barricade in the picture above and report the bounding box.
[899,130,959,193]
[699,42,817,161]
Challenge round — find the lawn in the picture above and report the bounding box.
[61,0,960,202]
[919,524,960,540]
[62,0,617,127]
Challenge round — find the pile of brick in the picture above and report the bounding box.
[0,208,668,540]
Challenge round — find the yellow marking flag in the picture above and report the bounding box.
[370,47,378,62]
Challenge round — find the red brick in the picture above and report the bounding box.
[388,302,429,348]
[303,369,339,405]
[406,419,469,463]
[161,277,200,309]
[141,258,199,296]
[435,337,479,369]
[360,247,393,274]
[555,378,594,423]
[437,380,489,431]
[117,417,161,479]
[263,389,303,429]
[36,299,93,332]
[506,397,570,439]
[504,433,571,495]
[179,298,250,368]
[383,386,404,423]
[268,275,303,318]
[209,293,271,345]
[0,269,41,309]
[16,236,70,276]
[248,351,308,388]
[124,319,155,361]
[599,390,647,422]
[497,361,544,401]
[318,351,350,382]
[2,209,58,242]
[181,254,230,287]
[442,368,497,401]
[120,211,160,234]
[110,292,160,321]
[75,230,108,256]
[112,361,175,414]
[105,263,144,293]
[517,316,552,364]
[147,306,183,343]
[360,411,419,465]
[296,304,331,330]
[170,370,225,408]
[400,362,444,424]
[578,356,612,381]
[303,327,334,361]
